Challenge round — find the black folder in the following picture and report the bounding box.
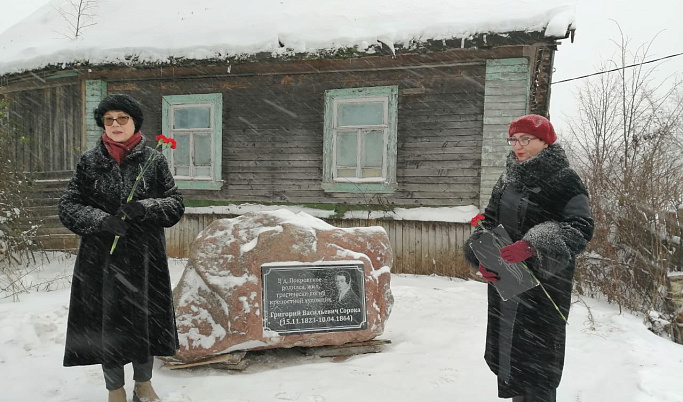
[469,225,539,300]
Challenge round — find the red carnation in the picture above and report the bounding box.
[471,214,485,227]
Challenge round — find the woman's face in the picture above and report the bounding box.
[103,110,135,143]
[509,133,548,162]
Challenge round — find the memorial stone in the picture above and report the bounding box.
[171,209,394,364]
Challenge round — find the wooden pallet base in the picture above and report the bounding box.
[295,339,391,358]
[165,350,247,370]
[163,339,391,371]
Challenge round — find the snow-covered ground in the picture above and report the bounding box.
[1,252,681,402]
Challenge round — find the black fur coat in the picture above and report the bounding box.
[59,137,184,367]
[465,144,594,397]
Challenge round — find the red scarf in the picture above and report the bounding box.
[102,132,143,165]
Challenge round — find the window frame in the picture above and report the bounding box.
[323,86,398,193]
[161,93,223,190]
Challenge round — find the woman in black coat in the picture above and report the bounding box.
[59,94,184,402]
[464,114,594,402]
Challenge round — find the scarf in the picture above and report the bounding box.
[503,144,570,190]
[102,132,143,165]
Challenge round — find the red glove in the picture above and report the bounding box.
[478,264,499,282]
[500,240,536,263]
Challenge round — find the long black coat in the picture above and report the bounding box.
[59,137,184,367]
[464,144,593,397]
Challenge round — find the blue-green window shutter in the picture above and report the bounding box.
[162,93,223,190]
[480,58,530,209]
[323,86,398,193]
[85,80,107,149]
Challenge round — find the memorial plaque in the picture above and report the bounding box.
[262,261,367,335]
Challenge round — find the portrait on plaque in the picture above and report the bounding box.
[333,270,363,309]
[261,261,367,335]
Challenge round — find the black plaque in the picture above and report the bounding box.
[261,261,367,335]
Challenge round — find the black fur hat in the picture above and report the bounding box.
[94,94,144,133]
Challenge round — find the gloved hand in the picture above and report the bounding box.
[118,201,145,221]
[500,240,536,263]
[101,215,128,236]
[478,264,499,282]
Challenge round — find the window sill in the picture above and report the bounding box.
[322,182,396,194]
[176,180,224,190]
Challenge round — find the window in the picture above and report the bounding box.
[323,86,398,193]
[162,93,223,190]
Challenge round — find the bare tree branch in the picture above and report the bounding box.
[54,0,98,39]
[568,27,683,341]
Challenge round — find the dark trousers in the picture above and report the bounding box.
[511,388,557,402]
[102,357,154,390]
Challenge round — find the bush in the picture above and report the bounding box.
[566,31,683,342]
[0,98,40,293]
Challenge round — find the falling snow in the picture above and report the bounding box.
[1,1,682,401]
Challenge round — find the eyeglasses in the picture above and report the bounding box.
[103,116,131,126]
[506,137,539,146]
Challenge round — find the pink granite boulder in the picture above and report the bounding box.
[171,209,393,363]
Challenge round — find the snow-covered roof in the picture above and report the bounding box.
[0,0,576,76]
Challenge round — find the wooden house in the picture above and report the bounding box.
[0,1,575,276]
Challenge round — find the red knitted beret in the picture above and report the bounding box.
[508,114,557,145]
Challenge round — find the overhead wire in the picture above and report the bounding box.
[552,52,683,84]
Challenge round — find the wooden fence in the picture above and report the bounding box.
[23,172,477,277]
[165,213,476,277]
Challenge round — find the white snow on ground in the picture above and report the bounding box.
[1,252,682,401]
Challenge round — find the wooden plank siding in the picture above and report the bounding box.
[164,213,476,277]
[21,171,78,252]
[102,60,486,206]
[0,42,562,276]
[5,83,83,173]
